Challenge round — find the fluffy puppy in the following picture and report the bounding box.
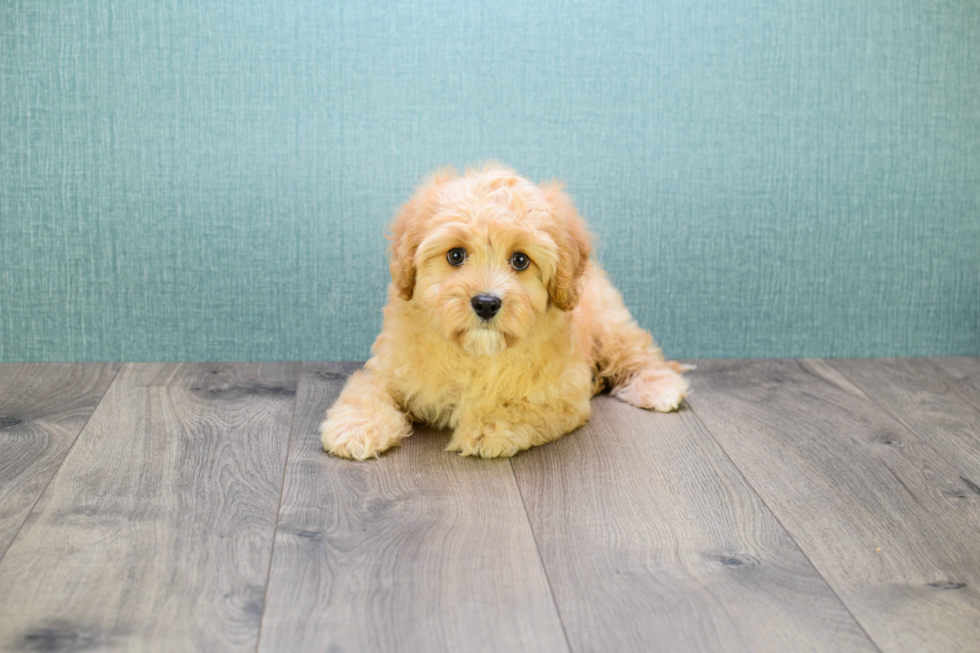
[321,163,689,459]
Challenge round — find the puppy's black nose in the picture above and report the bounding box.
[471,294,502,320]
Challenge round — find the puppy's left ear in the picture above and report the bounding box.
[540,181,592,311]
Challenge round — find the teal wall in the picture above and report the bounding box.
[1,0,978,362]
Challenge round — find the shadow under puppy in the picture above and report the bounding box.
[321,163,690,459]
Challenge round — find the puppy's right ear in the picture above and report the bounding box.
[388,168,456,300]
[388,197,420,300]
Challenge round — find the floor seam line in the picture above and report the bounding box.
[0,362,124,567]
[509,458,575,653]
[828,357,980,486]
[684,375,885,653]
[255,361,304,653]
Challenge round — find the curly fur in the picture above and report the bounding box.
[321,163,690,459]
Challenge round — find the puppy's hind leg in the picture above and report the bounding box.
[320,370,412,460]
[592,290,690,413]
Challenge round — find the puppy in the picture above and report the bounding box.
[321,163,689,459]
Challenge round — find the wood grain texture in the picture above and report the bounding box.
[828,357,980,484]
[258,362,568,653]
[687,359,980,653]
[0,363,119,559]
[0,362,300,652]
[511,393,877,653]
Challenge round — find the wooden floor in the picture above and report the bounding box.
[0,359,978,652]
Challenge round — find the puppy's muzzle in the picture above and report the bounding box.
[471,294,501,320]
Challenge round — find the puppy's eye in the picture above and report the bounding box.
[510,252,530,270]
[447,248,466,266]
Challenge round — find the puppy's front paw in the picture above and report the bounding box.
[612,368,689,412]
[320,404,410,461]
[446,419,535,458]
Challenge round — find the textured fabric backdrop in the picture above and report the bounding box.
[1,0,977,362]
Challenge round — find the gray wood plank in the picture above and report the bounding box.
[931,356,980,388]
[828,357,980,484]
[511,393,877,653]
[687,359,980,653]
[258,362,568,653]
[0,362,300,652]
[0,362,119,559]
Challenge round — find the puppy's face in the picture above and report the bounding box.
[389,166,591,356]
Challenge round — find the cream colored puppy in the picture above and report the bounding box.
[321,164,689,459]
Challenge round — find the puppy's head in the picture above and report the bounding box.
[388,163,591,356]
